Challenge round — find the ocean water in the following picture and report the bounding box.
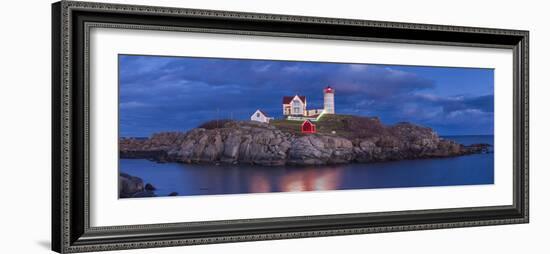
[120,135,494,197]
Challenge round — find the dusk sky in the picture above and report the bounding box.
[119,55,494,137]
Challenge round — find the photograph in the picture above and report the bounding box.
[118,55,494,198]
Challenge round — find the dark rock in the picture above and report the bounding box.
[464,143,493,154]
[119,172,144,198]
[168,192,178,196]
[145,183,156,191]
[119,172,157,198]
[131,191,156,198]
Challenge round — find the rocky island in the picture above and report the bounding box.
[120,115,490,166]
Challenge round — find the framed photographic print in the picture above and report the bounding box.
[52,1,529,253]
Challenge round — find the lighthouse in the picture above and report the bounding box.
[323,86,335,114]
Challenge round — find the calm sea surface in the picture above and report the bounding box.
[120,135,494,197]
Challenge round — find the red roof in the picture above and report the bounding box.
[302,119,314,126]
[282,95,306,104]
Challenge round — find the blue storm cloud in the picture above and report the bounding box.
[119,55,494,137]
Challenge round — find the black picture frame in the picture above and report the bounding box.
[51,1,529,253]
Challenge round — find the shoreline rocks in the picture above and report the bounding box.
[120,117,491,166]
[119,172,157,198]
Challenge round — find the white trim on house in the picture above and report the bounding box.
[291,96,305,115]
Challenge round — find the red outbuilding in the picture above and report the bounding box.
[301,120,317,134]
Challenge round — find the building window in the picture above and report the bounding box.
[256,112,260,117]
[292,100,301,114]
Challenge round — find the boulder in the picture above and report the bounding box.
[119,172,158,198]
[119,173,145,198]
[144,183,156,191]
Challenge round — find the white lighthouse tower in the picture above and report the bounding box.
[323,86,335,114]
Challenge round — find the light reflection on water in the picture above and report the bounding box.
[265,167,343,193]
[121,152,492,198]
[120,131,494,198]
